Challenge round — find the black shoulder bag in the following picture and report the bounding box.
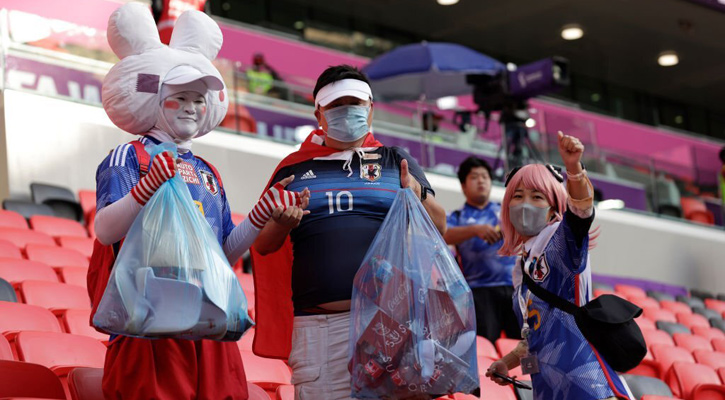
[521,266,647,372]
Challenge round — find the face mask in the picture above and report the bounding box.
[509,202,551,236]
[323,105,370,143]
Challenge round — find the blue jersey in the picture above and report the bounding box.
[95,136,234,246]
[447,202,516,288]
[512,211,630,400]
[271,146,432,312]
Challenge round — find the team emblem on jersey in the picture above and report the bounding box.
[361,163,382,182]
[199,170,219,196]
[531,254,550,282]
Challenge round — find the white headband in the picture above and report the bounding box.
[315,79,373,108]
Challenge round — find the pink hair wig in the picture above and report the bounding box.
[499,164,568,256]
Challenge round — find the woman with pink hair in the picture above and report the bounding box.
[485,132,632,400]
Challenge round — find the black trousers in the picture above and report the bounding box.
[471,285,522,343]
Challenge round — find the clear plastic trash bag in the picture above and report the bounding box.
[93,142,253,341]
[349,188,479,399]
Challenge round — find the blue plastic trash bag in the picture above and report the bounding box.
[349,188,479,399]
[93,143,254,341]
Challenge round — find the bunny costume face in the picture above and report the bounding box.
[102,3,228,148]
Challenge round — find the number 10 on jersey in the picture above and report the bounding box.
[326,191,353,214]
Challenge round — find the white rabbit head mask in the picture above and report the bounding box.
[102,3,228,138]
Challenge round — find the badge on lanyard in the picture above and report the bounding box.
[520,354,540,375]
[517,254,540,375]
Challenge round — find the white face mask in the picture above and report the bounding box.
[323,105,371,143]
[158,90,207,140]
[509,202,551,236]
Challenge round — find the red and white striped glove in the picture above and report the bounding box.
[248,181,302,230]
[130,151,177,205]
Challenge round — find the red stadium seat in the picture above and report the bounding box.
[495,338,519,358]
[637,317,657,331]
[0,334,13,360]
[673,333,713,352]
[476,376,517,400]
[237,327,255,352]
[691,326,725,341]
[661,301,693,315]
[718,367,725,384]
[0,227,55,249]
[240,351,292,392]
[55,267,89,288]
[705,299,725,315]
[667,362,720,400]
[714,339,725,353]
[0,302,62,335]
[247,381,272,400]
[651,344,695,379]
[476,335,498,359]
[644,308,678,324]
[0,210,29,230]
[77,191,96,219]
[57,236,94,259]
[0,259,59,284]
[17,280,90,310]
[29,215,88,239]
[25,244,88,268]
[58,309,107,341]
[615,284,647,299]
[0,239,22,259]
[477,355,495,370]
[275,384,294,400]
[0,360,66,399]
[643,329,676,348]
[691,385,725,400]
[628,359,662,378]
[630,296,661,309]
[15,331,106,374]
[68,367,104,400]
[676,313,710,330]
[693,350,725,370]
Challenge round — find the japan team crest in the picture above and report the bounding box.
[530,254,550,282]
[361,163,382,182]
[199,170,219,196]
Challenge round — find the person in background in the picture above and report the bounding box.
[246,53,284,97]
[444,156,519,343]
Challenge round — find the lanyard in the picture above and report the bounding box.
[517,255,533,340]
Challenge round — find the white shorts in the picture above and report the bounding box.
[288,312,353,400]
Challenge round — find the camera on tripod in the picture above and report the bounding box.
[466,57,570,172]
[466,56,570,114]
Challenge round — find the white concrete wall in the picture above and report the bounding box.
[3,89,725,292]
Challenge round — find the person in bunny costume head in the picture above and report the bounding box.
[91,4,309,399]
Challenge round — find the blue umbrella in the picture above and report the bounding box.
[363,42,505,102]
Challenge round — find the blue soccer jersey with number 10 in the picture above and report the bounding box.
[270,146,433,313]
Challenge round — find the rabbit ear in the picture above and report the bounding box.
[107,3,163,59]
[168,10,223,61]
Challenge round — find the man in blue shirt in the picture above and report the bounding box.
[444,156,520,342]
